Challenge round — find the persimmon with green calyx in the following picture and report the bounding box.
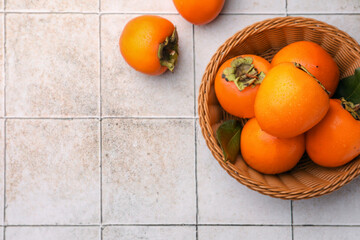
[241,118,305,174]
[120,15,179,75]
[173,0,225,25]
[306,99,360,168]
[254,62,330,138]
[214,55,271,118]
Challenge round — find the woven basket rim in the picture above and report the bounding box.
[198,16,360,200]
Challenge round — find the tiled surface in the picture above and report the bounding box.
[0,15,3,117]
[0,121,3,224]
[6,120,100,224]
[100,0,177,13]
[198,226,292,240]
[196,122,291,224]
[101,15,194,117]
[0,0,359,240]
[6,227,99,240]
[6,14,99,117]
[288,0,360,13]
[6,0,98,12]
[294,227,360,240]
[102,119,196,224]
[222,0,285,13]
[293,177,360,225]
[103,226,196,240]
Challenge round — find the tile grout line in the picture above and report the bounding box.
[98,0,103,239]
[2,120,5,239]
[0,11,358,15]
[1,223,360,227]
[285,0,288,16]
[192,24,199,240]
[291,200,294,240]
[3,2,6,238]
[1,116,199,120]
[1,223,293,227]
[2,0,5,119]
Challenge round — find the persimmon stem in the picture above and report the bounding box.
[354,104,360,112]
[158,28,179,72]
[341,98,360,120]
[294,62,331,95]
[222,57,266,91]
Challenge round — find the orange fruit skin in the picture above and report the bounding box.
[214,55,271,118]
[254,62,330,138]
[241,118,305,174]
[271,41,340,96]
[120,15,174,75]
[172,0,225,25]
[306,99,360,167]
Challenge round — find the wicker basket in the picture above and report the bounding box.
[198,16,360,200]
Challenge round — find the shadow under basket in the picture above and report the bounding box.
[198,16,360,200]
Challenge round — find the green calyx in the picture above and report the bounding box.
[294,62,331,95]
[222,57,266,91]
[158,28,179,72]
[340,97,360,120]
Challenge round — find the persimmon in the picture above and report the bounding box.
[254,62,330,138]
[271,41,340,96]
[120,15,178,75]
[214,55,271,118]
[240,118,305,174]
[172,0,225,25]
[306,99,360,167]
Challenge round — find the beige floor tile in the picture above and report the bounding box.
[100,0,284,14]
[294,227,360,240]
[103,226,196,240]
[293,177,360,224]
[6,227,99,240]
[0,121,3,224]
[196,122,291,224]
[102,119,195,224]
[222,0,285,13]
[101,15,194,117]
[195,15,282,115]
[302,15,360,43]
[6,14,99,117]
[100,0,177,13]
[6,120,100,224]
[198,226,291,240]
[288,0,360,13]
[6,0,98,12]
[0,15,3,117]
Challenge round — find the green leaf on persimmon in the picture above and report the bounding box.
[216,120,242,164]
[334,67,360,104]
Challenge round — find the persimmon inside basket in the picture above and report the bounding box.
[198,16,360,200]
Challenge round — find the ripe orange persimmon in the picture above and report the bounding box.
[173,0,225,25]
[306,99,360,167]
[120,15,178,75]
[254,62,330,138]
[241,118,305,174]
[271,41,340,96]
[214,55,271,118]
